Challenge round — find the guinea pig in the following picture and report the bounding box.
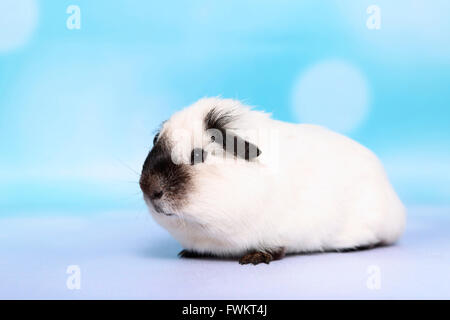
[139,97,406,265]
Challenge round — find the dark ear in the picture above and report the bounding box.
[207,128,261,160]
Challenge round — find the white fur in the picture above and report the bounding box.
[147,98,406,256]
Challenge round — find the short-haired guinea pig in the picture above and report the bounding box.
[139,97,406,265]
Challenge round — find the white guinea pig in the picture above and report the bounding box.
[140,97,406,265]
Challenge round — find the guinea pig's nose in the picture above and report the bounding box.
[139,174,164,200]
[151,190,163,200]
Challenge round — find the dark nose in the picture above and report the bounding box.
[139,174,164,200]
[151,190,163,200]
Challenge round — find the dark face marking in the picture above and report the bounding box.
[140,135,191,213]
[204,107,261,160]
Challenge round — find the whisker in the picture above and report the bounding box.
[114,157,140,176]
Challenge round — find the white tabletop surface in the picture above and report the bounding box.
[1,207,449,299]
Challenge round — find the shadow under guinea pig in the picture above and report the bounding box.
[138,236,182,260]
[139,236,389,262]
[138,237,237,262]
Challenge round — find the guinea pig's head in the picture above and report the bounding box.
[139,98,269,226]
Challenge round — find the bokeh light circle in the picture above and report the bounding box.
[0,0,38,52]
[292,60,370,133]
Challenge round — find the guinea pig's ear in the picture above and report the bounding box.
[205,107,261,160]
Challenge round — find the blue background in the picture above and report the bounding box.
[1,0,449,217]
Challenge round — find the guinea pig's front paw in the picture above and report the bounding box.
[239,252,273,265]
[238,248,285,265]
[239,248,286,265]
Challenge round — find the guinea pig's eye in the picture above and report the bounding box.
[190,148,207,165]
[153,132,160,145]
